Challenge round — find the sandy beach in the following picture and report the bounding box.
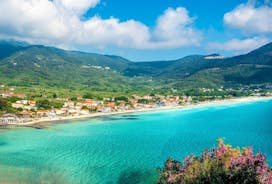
[9,96,272,127]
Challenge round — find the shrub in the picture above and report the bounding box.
[0,98,8,110]
[137,99,152,104]
[83,93,94,99]
[115,96,129,102]
[17,107,23,112]
[51,101,64,108]
[36,99,52,110]
[158,139,272,184]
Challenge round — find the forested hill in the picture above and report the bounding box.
[0,41,271,95]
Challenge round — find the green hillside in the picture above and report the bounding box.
[129,42,272,88]
[0,44,158,97]
[0,41,271,97]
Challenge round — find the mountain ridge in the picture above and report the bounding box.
[0,40,271,95]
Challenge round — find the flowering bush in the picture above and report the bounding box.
[158,139,272,184]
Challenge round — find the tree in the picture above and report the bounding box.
[81,106,89,110]
[70,97,77,101]
[137,99,150,104]
[150,92,155,96]
[83,93,94,99]
[17,107,23,112]
[115,96,129,102]
[36,99,51,110]
[52,93,58,98]
[0,98,8,111]
[51,101,64,108]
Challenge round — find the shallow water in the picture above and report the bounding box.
[0,100,271,183]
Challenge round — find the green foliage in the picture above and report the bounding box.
[0,41,272,98]
[51,101,64,108]
[150,92,156,96]
[137,99,153,104]
[6,97,20,103]
[83,93,95,99]
[36,99,64,109]
[81,106,89,110]
[70,97,78,101]
[115,96,129,102]
[158,139,272,184]
[0,98,15,113]
[17,107,23,111]
[36,99,52,110]
[52,93,57,98]
[0,98,8,110]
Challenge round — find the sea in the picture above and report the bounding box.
[0,99,271,183]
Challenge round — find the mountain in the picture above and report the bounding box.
[180,42,272,87]
[0,40,28,60]
[0,43,157,96]
[130,42,272,88]
[0,41,271,96]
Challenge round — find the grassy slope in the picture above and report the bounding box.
[0,41,272,97]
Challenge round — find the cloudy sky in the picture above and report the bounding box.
[0,0,271,61]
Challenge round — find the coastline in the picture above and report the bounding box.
[9,96,272,127]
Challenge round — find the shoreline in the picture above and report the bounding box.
[8,96,272,127]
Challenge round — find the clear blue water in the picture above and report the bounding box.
[0,100,271,183]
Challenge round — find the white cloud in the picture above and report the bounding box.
[208,37,270,53]
[0,1,201,50]
[79,16,150,48]
[150,7,201,49]
[209,1,272,55]
[224,3,272,34]
[56,0,100,15]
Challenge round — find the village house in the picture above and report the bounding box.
[155,102,166,107]
[142,95,153,100]
[0,90,13,98]
[75,102,83,110]
[12,101,24,109]
[129,98,138,105]
[166,95,180,104]
[99,102,116,112]
[179,96,187,104]
[17,111,33,118]
[54,108,66,115]
[37,110,55,117]
[67,108,79,116]
[79,109,89,115]
[100,107,111,113]
[76,96,83,100]
[11,93,27,98]
[0,114,18,125]
[12,100,37,111]
[103,97,111,101]
[64,101,75,108]
[28,100,36,107]
[81,99,100,108]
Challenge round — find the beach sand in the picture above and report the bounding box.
[9,96,272,127]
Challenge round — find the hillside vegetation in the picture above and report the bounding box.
[0,41,272,97]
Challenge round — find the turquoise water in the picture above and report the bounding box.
[0,100,272,183]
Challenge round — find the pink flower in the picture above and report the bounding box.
[247,146,253,157]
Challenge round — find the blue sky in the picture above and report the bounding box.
[83,0,250,60]
[85,0,243,29]
[0,0,271,61]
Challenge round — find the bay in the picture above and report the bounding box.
[0,99,271,183]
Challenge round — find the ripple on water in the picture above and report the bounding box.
[0,100,271,183]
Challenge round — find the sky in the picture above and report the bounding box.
[0,0,271,61]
